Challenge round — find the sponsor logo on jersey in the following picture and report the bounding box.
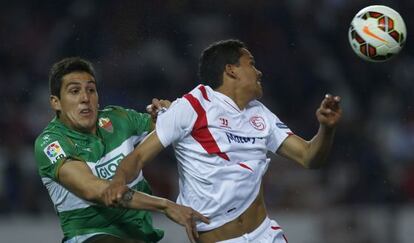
[219,117,231,128]
[249,116,266,131]
[95,154,125,179]
[276,122,288,129]
[98,117,113,133]
[226,132,263,144]
[43,141,66,164]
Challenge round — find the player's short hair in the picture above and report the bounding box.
[198,39,246,89]
[49,57,96,98]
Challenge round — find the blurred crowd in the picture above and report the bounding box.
[0,0,413,228]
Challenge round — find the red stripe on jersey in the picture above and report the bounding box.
[287,132,294,135]
[271,225,288,242]
[198,85,210,101]
[184,94,229,161]
[238,162,253,172]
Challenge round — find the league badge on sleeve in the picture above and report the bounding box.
[276,122,288,129]
[44,141,66,164]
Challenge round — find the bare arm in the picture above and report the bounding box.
[58,160,108,202]
[58,159,169,211]
[121,187,209,243]
[108,130,164,188]
[58,159,209,243]
[277,94,342,169]
[101,131,210,242]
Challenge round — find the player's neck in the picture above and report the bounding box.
[57,116,97,135]
[215,85,251,110]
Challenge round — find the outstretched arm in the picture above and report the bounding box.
[58,159,169,210]
[100,130,210,242]
[277,94,342,169]
[119,186,209,243]
[104,130,164,201]
[58,156,209,243]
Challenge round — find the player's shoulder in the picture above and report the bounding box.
[36,118,65,140]
[246,100,281,120]
[100,105,128,115]
[186,84,213,99]
[35,123,68,151]
[34,117,82,151]
[246,99,269,112]
[101,105,148,116]
[248,99,265,107]
[99,105,138,120]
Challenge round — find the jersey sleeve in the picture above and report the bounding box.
[263,106,293,153]
[34,132,80,180]
[156,98,196,147]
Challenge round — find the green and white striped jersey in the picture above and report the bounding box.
[34,105,163,242]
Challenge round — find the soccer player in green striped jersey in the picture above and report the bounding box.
[34,57,208,243]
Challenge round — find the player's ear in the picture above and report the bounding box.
[50,95,62,112]
[224,64,237,79]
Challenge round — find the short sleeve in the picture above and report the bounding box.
[34,132,79,180]
[156,98,196,147]
[264,107,293,153]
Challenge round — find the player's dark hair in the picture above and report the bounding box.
[49,57,96,98]
[198,39,246,89]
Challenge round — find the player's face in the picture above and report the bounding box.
[233,48,263,99]
[50,72,99,134]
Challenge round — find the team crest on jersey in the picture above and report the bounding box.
[43,141,66,164]
[249,116,266,131]
[98,117,113,133]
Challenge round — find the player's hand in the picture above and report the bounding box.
[146,98,171,123]
[316,94,342,128]
[163,201,210,243]
[102,180,129,207]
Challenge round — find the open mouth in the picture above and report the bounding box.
[79,108,93,116]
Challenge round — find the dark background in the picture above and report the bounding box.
[0,0,413,242]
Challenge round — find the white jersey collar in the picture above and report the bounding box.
[207,86,243,113]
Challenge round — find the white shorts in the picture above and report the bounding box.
[217,217,288,243]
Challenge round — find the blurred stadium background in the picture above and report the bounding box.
[1,0,414,242]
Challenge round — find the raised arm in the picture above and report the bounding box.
[277,94,342,169]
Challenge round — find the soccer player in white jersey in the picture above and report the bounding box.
[104,39,342,243]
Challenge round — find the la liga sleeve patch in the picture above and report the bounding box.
[43,141,67,164]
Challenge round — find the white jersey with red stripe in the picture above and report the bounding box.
[156,85,292,231]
